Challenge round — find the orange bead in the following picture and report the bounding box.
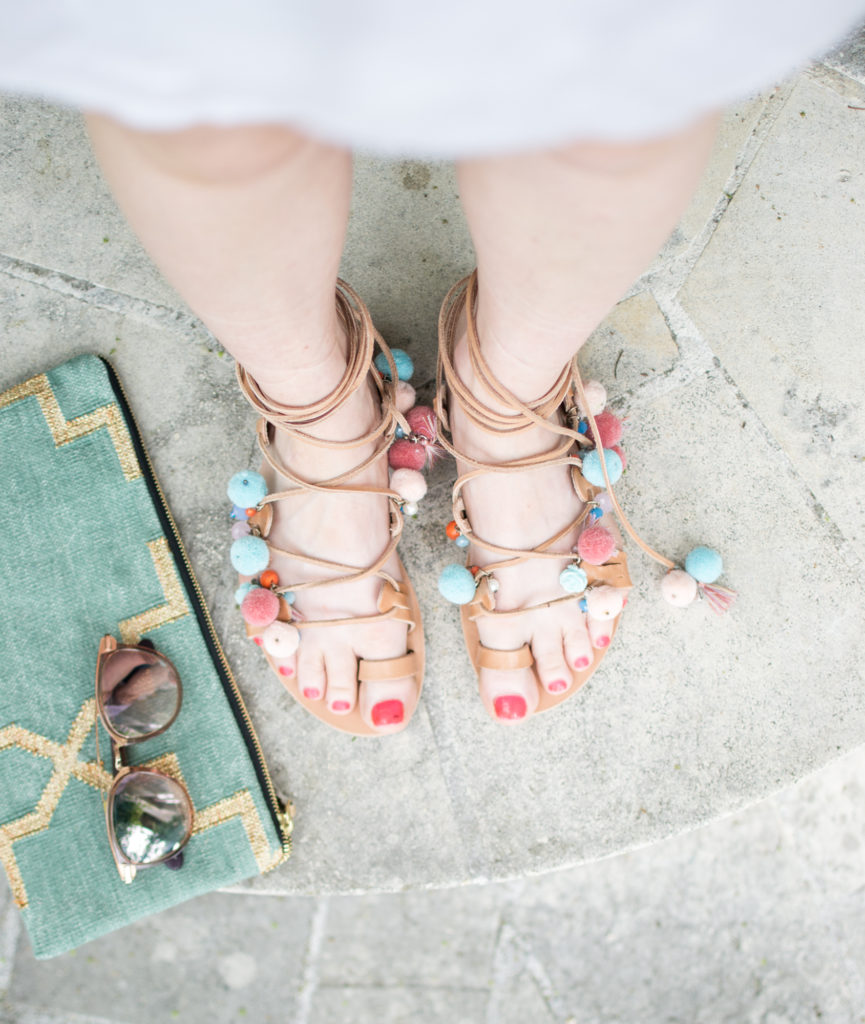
[245,507,257,518]
[470,565,480,577]
[445,520,459,540]
[260,569,279,589]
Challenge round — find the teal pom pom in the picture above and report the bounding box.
[234,582,255,606]
[227,470,267,508]
[438,564,477,605]
[230,535,270,575]
[685,546,723,584]
[581,448,623,487]
[374,349,414,382]
[559,565,588,594]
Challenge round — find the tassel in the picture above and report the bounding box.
[698,581,737,615]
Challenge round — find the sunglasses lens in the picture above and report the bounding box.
[99,648,180,739]
[111,772,192,865]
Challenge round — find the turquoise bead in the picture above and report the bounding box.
[559,565,588,594]
[284,591,296,605]
[234,582,255,606]
[230,504,250,521]
[685,545,723,584]
[455,535,470,549]
[578,419,589,434]
[579,598,589,612]
[589,507,603,521]
[230,535,270,575]
[375,349,414,382]
[581,448,623,487]
[227,470,267,508]
[438,564,477,605]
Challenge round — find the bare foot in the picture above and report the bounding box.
[447,321,620,723]
[240,346,419,734]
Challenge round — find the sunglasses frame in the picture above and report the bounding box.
[95,635,194,883]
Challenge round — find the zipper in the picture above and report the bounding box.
[99,357,293,862]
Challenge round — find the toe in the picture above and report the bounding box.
[297,645,329,708]
[322,646,359,715]
[358,676,415,734]
[479,668,539,724]
[531,635,573,697]
[586,614,614,650]
[273,650,301,692]
[563,618,594,674]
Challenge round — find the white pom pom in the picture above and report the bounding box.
[661,569,698,608]
[395,381,416,414]
[261,620,301,658]
[390,467,427,502]
[585,585,626,620]
[578,380,607,417]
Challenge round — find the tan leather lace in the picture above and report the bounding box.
[235,278,417,632]
[435,271,674,622]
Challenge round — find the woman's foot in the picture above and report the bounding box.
[241,334,420,735]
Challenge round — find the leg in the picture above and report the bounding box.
[450,113,719,720]
[86,117,418,732]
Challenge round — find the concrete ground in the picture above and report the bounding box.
[4,24,865,1024]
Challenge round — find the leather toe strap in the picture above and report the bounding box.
[476,644,534,671]
[358,651,420,682]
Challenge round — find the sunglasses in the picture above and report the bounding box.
[95,635,194,883]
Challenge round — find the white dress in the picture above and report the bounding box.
[0,0,863,157]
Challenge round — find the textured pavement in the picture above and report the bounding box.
[3,24,865,1024]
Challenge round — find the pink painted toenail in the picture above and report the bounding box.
[252,636,263,646]
[494,695,527,720]
[548,679,568,693]
[371,699,404,726]
[575,656,590,669]
[279,666,294,676]
[302,687,320,699]
[596,635,610,648]
[332,700,350,712]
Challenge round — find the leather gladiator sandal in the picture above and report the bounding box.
[435,271,725,720]
[226,280,426,736]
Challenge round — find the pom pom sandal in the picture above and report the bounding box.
[227,280,427,736]
[435,271,734,720]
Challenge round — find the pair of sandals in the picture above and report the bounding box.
[229,271,664,736]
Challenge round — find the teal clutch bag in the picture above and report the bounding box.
[0,354,293,959]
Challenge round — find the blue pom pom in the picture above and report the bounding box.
[438,564,477,605]
[375,349,414,382]
[227,470,267,508]
[234,582,255,606]
[581,448,623,487]
[230,535,270,576]
[230,504,250,522]
[685,546,723,584]
[578,419,589,434]
[559,565,588,594]
[454,535,470,549]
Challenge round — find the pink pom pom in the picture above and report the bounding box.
[241,587,280,628]
[388,439,426,471]
[589,410,623,448]
[611,444,627,469]
[395,381,416,414]
[390,467,428,502]
[577,525,617,565]
[405,405,436,442]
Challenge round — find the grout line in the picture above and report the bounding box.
[293,896,329,1024]
[0,252,218,349]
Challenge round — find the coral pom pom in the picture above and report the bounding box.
[577,525,617,565]
[661,569,698,607]
[581,448,623,487]
[395,380,416,413]
[685,546,723,584]
[438,564,477,604]
[388,439,426,471]
[241,587,280,628]
[390,468,427,502]
[227,470,267,508]
[589,410,623,448]
[375,348,414,382]
[230,535,270,575]
[261,620,301,658]
[405,405,436,441]
[578,380,607,417]
[585,585,626,620]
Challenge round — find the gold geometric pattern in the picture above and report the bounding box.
[119,538,190,644]
[0,699,280,908]
[0,373,140,482]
